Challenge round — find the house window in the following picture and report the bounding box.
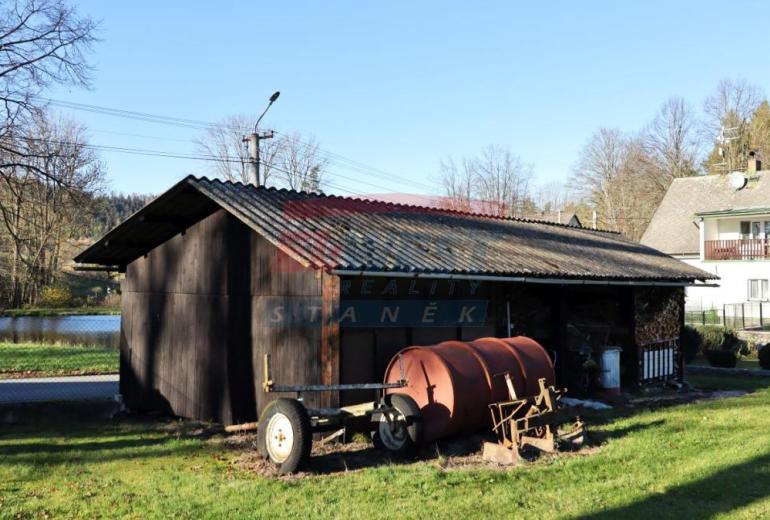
[765,221,770,237]
[748,279,769,301]
[741,221,751,238]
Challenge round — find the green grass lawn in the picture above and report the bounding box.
[2,307,120,317]
[689,356,762,370]
[0,342,119,378]
[2,374,770,518]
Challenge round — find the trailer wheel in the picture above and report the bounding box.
[257,398,311,475]
[373,393,423,456]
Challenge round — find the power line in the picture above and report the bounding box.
[22,135,426,194]
[35,96,437,192]
[22,137,245,163]
[18,136,375,197]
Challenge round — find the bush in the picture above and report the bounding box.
[696,326,743,354]
[698,326,726,351]
[680,326,702,363]
[38,285,73,307]
[705,349,738,368]
[759,344,770,370]
[695,326,744,368]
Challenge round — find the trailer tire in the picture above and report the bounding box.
[373,393,423,456]
[257,398,311,475]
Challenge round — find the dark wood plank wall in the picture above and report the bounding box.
[121,208,324,424]
[250,233,324,415]
[338,277,499,405]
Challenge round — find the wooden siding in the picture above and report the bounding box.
[121,209,324,424]
[338,277,502,405]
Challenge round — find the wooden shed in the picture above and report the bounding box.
[75,176,716,424]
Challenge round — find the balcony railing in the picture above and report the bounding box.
[704,239,770,260]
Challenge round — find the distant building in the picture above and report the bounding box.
[641,156,770,309]
[520,210,582,227]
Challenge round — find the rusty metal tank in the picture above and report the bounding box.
[384,336,555,442]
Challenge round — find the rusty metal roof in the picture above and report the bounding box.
[75,176,715,282]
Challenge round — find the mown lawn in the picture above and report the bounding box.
[1,307,120,317]
[0,342,118,378]
[690,356,761,370]
[1,374,770,519]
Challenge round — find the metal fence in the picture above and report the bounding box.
[684,302,770,330]
[723,302,770,330]
[638,338,680,384]
[684,305,723,327]
[0,314,120,405]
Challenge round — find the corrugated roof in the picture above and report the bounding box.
[76,176,714,282]
[641,172,770,255]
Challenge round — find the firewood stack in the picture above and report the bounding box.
[633,287,684,345]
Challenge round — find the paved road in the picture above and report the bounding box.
[0,374,119,404]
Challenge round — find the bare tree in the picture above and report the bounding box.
[473,145,533,216]
[438,158,474,211]
[703,79,763,135]
[0,111,104,306]
[644,97,701,187]
[703,79,763,173]
[196,117,328,191]
[439,145,533,217]
[0,0,97,178]
[194,114,282,185]
[276,132,328,192]
[571,128,626,230]
[571,127,675,240]
[532,181,570,213]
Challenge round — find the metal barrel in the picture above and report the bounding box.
[383,336,555,442]
[499,336,555,396]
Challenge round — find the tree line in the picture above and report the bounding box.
[570,79,770,240]
[0,0,102,307]
[438,79,770,240]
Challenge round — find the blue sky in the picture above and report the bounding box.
[49,0,770,195]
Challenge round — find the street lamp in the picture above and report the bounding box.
[245,91,281,186]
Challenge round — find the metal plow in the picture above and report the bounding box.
[483,376,585,464]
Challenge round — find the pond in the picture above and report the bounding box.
[0,315,121,349]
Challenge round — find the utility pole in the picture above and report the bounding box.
[246,130,274,186]
[244,91,281,186]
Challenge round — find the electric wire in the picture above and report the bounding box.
[34,96,437,192]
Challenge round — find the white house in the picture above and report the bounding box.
[641,157,770,311]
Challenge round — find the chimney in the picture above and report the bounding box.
[748,151,762,173]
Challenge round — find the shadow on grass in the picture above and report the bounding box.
[578,449,770,519]
[0,415,215,465]
[587,418,666,445]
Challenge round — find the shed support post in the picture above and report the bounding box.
[623,287,638,385]
[320,272,341,408]
[554,285,569,387]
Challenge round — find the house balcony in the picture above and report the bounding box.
[704,239,770,260]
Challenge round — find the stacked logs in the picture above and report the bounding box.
[634,287,684,345]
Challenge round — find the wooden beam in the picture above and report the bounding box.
[73,264,124,272]
[103,239,147,249]
[320,271,341,409]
